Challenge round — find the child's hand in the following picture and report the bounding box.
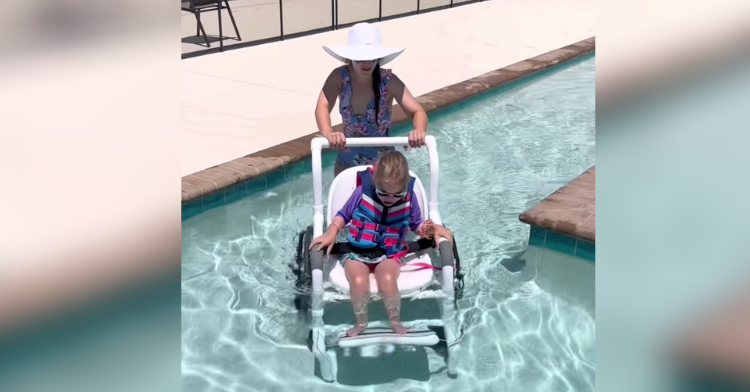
[420,221,435,238]
[432,225,454,244]
[309,232,337,255]
[420,221,453,244]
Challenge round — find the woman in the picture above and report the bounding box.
[315,22,428,177]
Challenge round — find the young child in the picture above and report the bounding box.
[309,151,453,337]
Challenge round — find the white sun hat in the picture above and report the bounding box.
[322,22,405,66]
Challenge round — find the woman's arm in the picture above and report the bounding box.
[315,69,341,137]
[390,73,428,147]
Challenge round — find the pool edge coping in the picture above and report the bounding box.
[181,36,596,205]
[520,166,595,244]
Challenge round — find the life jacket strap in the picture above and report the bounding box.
[384,226,402,234]
[350,219,381,232]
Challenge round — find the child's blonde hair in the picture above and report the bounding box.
[374,151,410,189]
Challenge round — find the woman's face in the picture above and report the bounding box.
[350,59,378,78]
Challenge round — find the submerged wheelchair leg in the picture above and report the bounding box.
[438,240,460,378]
[311,249,337,382]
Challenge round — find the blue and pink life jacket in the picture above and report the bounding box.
[346,167,416,258]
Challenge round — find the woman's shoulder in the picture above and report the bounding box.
[328,65,347,81]
[379,67,394,80]
[382,70,404,99]
[382,69,405,88]
[323,66,346,92]
[323,66,346,83]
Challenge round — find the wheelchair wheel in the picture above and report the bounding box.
[292,225,314,319]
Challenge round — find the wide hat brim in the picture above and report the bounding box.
[322,44,405,66]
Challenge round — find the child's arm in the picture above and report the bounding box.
[409,193,453,242]
[409,192,427,236]
[324,187,362,237]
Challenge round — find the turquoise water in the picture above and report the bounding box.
[181,54,596,391]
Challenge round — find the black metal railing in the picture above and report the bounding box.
[182,0,485,59]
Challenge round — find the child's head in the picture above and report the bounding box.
[373,151,409,206]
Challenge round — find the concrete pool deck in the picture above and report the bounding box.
[182,0,596,178]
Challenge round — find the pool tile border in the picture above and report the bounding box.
[181,37,596,206]
[528,226,595,262]
[520,166,595,243]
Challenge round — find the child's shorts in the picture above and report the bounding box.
[339,252,404,272]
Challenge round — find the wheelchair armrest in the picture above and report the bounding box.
[311,249,324,271]
[438,240,455,268]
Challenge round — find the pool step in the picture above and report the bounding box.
[338,328,439,348]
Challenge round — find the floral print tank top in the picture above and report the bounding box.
[336,65,395,168]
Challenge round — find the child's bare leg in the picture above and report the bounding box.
[344,259,371,337]
[374,259,407,334]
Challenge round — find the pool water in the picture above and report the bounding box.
[181,54,596,391]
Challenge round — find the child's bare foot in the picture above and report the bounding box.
[346,323,367,337]
[390,321,408,335]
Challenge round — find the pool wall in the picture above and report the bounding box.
[529,226,595,262]
[181,37,596,212]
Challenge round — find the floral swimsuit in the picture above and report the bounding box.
[336,65,395,168]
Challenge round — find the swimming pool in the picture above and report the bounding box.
[181,53,595,391]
